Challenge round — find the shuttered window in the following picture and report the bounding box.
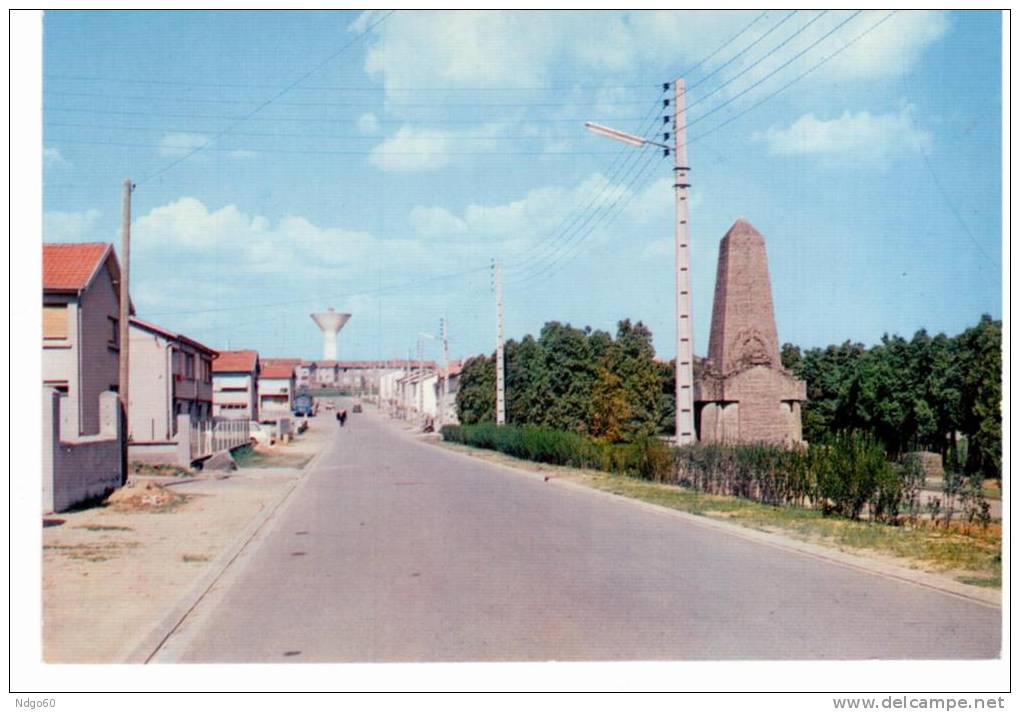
[43,305,68,340]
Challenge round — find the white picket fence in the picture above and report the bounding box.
[189,418,250,461]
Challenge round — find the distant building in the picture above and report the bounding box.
[213,350,260,421]
[42,242,128,511]
[435,360,464,426]
[258,358,300,421]
[127,318,217,443]
[398,368,438,426]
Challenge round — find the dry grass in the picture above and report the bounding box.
[233,444,313,469]
[436,440,1002,589]
[44,541,141,562]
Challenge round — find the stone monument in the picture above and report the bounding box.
[694,218,806,445]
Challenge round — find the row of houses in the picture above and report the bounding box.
[380,361,464,430]
[41,241,467,511]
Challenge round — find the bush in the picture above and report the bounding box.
[442,424,983,526]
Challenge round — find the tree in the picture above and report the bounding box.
[957,315,1001,478]
[455,355,496,424]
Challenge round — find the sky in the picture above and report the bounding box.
[40,10,1004,364]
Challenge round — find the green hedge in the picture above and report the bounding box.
[440,423,674,480]
[442,424,972,524]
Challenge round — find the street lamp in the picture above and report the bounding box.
[584,79,696,446]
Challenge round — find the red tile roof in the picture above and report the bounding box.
[213,349,259,373]
[260,358,300,379]
[43,242,112,292]
[130,317,217,356]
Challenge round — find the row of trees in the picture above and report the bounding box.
[456,320,671,442]
[457,315,1002,478]
[781,315,1002,478]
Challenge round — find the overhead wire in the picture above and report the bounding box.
[138,9,395,185]
[501,10,772,280]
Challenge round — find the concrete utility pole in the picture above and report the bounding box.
[494,260,506,426]
[118,178,132,417]
[584,78,696,445]
[440,317,450,428]
[417,338,425,429]
[673,78,696,445]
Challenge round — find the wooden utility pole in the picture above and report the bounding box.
[118,178,132,415]
[494,260,506,426]
[673,79,695,445]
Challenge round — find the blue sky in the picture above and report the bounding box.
[41,10,1003,363]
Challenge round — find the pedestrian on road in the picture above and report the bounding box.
[335,412,342,427]
[339,409,348,427]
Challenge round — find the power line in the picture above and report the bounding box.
[682,10,832,116]
[680,11,862,133]
[683,11,894,146]
[45,106,656,124]
[43,89,655,109]
[144,265,490,318]
[138,9,395,185]
[43,73,660,92]
[508,10,883,289]
[684,10,799,93]
[44,120,606,141]
[508,151,662,288]
[500,11,772,279]
[45,137,623,157]
[501,92,668,275]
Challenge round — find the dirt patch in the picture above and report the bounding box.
[105,480,188,513]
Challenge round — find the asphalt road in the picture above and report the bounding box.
[157,407,1001,662]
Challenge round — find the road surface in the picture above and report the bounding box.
[156,407,1000,662]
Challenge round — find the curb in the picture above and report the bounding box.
[422,439,1002,610]
[123,430,336,664]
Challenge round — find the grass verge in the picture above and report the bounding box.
[435,440,1001,590]
[233,444,313,470]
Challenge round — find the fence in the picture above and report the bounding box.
[187,418,250,461]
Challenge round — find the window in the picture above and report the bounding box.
[201,357,212,384]
[185,353,196,380]
[108,316,119,348]
[43,305,68,340]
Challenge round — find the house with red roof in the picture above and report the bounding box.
[43,242,130,436]
[257,358,300,421]
[213,350,260,421]
[42,242,129,511]
[127,317,218,447]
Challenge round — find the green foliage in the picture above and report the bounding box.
[675,433,953,523]
[440,423,675,480]
[457,319,666,442]
[455,355,496,425]
[788,315,1001,477]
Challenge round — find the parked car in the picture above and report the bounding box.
[249,421,275,446]
[352,402,363,413]
[324,401,335,411]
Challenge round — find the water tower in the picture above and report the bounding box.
[311,307,351,361]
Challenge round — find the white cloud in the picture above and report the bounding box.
[157,132,209,157]
[369,123,505,172]
[357,112,380,135]
[44,146,70,169]
[408,172,669,263]
[43,209,101,243]
[753,106,933,164]
[407,206,468,236]
[822,11,949,79]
